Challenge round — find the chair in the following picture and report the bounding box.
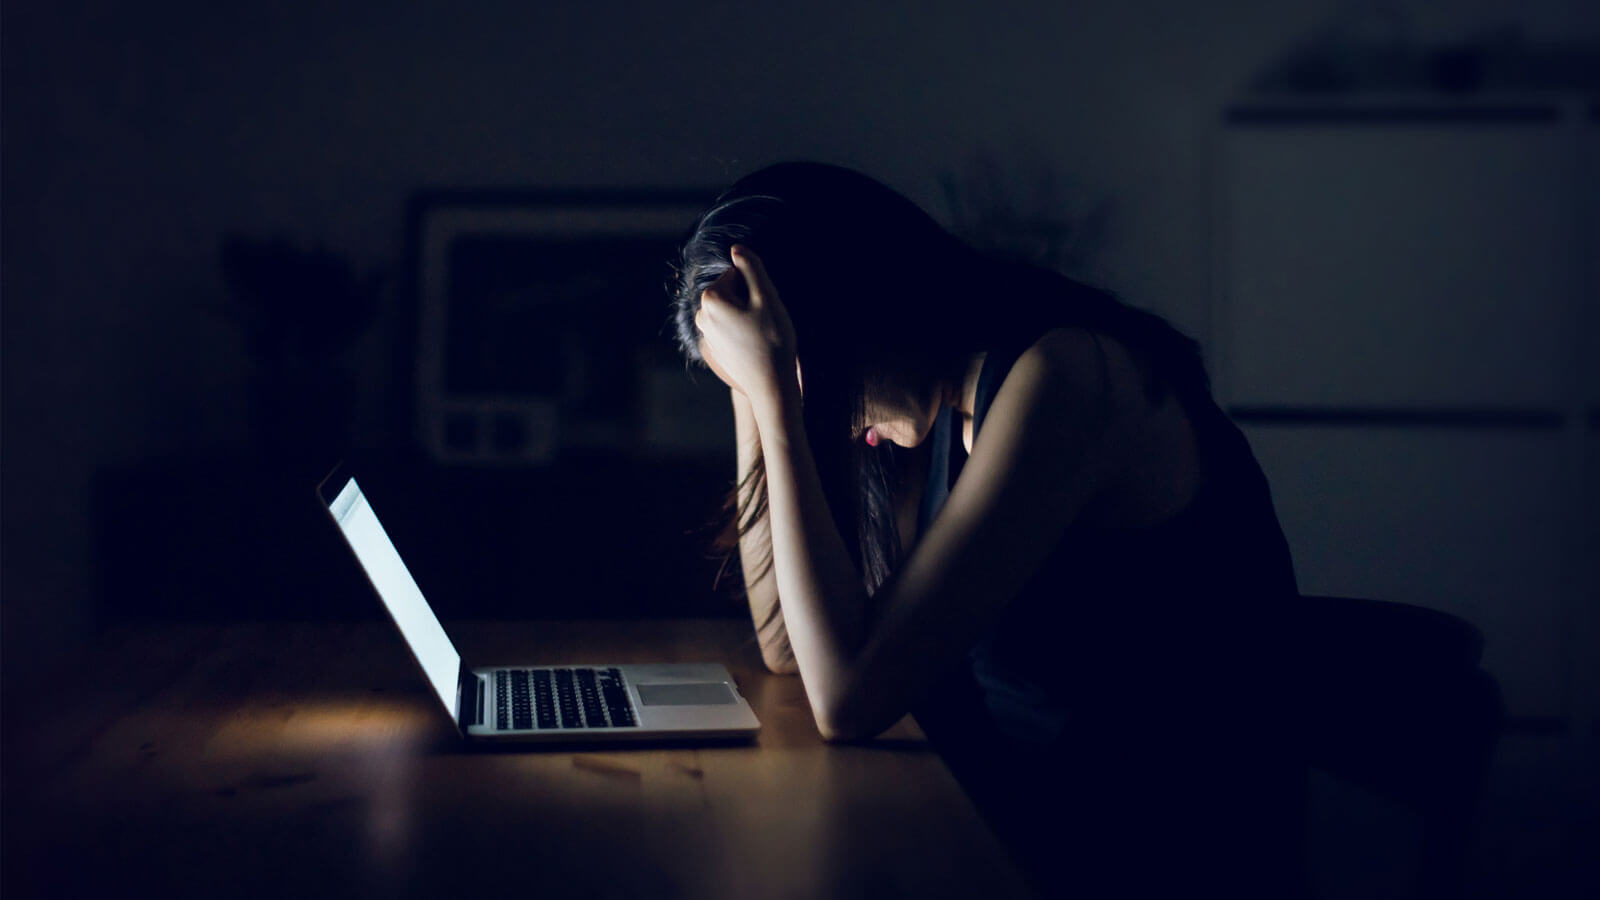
[1298,594,1505,900]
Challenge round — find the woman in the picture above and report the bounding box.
[672,162,1306,896]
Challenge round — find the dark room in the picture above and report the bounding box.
[3,1,1597,897]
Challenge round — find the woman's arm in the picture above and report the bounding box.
[698,247,1122,741]
[731,387,800,675]
[734,385,927,677]
[747,334,1117,740]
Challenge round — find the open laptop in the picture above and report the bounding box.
[317,464,761,745]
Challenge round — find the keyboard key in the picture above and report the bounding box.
[511,669,534,730]
[554,668,582,727]
[575,669,606,725]
[495,666,639,730]
[597,668,636,727]
[532,670,557,729]
[495,670,510,730]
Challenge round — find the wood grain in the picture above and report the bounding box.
[2,619,1035,899]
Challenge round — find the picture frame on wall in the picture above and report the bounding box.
[408,190,717,465]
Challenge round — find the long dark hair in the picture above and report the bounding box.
[670,161,1207,600]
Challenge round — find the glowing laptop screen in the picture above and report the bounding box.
[327,477,461,715]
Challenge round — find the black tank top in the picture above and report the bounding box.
[910,330,1307,896]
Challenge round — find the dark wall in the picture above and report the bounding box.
[4,0,1595,679]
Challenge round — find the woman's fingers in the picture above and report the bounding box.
[705,264,749,309]
[729,243,796,354]
[697,277,736,331]
[694,248,797,399]
[729,244,772,308]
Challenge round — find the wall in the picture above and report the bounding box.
[4,0,1596,677]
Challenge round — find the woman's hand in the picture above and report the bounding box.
[694,245,799,404]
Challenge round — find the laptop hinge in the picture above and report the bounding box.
[456,665,483,730]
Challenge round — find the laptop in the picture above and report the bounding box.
[317,464,761,745]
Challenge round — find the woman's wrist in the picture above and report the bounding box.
[748,367,804,440]
[743,350,798,404]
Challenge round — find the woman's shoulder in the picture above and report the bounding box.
[1004,326,1159,425]
[967,326,1146,481]
[989,326,1206,525]
[1024,325,1109,365]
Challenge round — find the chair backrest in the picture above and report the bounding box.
[1298,594,1503,808]
[1299,594,1485,675]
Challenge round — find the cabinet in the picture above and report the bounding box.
[1214,96,1596,727]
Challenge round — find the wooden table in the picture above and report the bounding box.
[2,619,1036,899]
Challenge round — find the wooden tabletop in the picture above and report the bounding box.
[2,618,1036,899]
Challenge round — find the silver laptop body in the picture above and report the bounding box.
[318,466,761,745]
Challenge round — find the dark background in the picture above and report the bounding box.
[0,0,1331,657]
[4,1,1597,895]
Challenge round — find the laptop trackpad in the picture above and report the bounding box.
[635,682,735,706]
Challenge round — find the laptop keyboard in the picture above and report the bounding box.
[493,667,637,730]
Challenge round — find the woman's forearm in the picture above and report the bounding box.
[747,378,872,737]
[731,389,797,674]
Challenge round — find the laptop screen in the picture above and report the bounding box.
[327,476,461,716]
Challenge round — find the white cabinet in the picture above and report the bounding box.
[1215,96,1596,726]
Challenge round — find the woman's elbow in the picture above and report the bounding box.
[811,695,885,743]
[816,719,870,743]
